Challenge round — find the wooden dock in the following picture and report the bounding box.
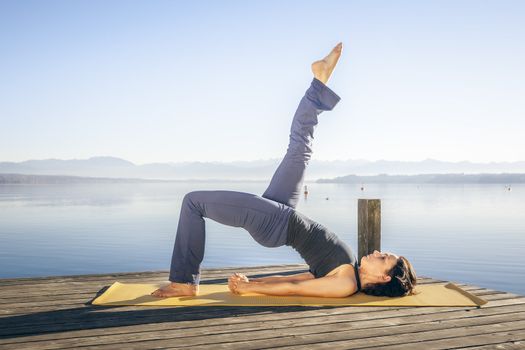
[1,264,524,349]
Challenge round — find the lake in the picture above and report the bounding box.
[0,182,523,295]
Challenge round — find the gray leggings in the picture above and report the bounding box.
[169,78,341,284]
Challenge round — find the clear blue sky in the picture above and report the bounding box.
[1,0,524,164]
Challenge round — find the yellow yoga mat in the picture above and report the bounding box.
[92,282,487,307]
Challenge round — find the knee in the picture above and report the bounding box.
[180,192,199,216]
[182,191,198,204]
[182,191,207,208]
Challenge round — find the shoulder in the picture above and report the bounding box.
[326,264,359,294]
[326,263,355,277]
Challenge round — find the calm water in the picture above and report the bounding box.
[1,182,524,295]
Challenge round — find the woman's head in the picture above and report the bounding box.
[359,250,418,297]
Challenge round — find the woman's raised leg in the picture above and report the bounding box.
[152,43,344,298]
[151,190,293,297]
[262,43,343,209]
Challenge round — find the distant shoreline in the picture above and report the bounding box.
[1,173,525,184]
[0,174,267,184]
[317,173,525,184]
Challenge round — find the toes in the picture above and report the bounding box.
[151,289,167,297]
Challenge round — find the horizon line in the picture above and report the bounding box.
[1,156,524,165]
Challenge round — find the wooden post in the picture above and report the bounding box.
[358,199,381,262]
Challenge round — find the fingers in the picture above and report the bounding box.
[228,275,240,294]
[233,272,249,282]
[228,273,249,294]
[230,273,248,282]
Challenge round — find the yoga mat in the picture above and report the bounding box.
[92,282,487,307]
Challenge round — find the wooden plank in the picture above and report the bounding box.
[1,288,517,337]
[0,265,318,298]
[6,310,524,350]
[1,268,522,350]
[263,333,525,350]
[2,296,525,348]
[269,336,525,350]
[455,340,525,349]
[0,264,308,286]
[1,293,523,348]
[168,318,525,350]
[0,265,315,287]
[379,330,525,350]
[0,267,440,294]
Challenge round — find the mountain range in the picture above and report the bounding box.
[1,156,525,181]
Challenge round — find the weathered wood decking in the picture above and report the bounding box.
[1,264,524,349]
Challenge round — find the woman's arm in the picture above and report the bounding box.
[249,271,315,283]
[230,274,355,298]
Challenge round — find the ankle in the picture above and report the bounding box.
[311,62,330,85]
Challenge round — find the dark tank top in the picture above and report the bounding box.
[285,210,361,291]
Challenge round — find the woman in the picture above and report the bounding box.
[152,42,417,299]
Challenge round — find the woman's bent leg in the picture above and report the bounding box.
[261,78,341,209]
[169,190,293,285]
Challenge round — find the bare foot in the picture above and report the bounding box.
[311,42,343,84]
[151,282,199,298]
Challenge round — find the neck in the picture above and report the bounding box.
[357,267,371,289]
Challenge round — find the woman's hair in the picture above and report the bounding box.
[361,256,419,297]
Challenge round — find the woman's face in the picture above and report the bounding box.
[360,250,399,282]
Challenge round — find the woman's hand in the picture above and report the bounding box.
[235,273,249,282]
[228,273,251,294]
